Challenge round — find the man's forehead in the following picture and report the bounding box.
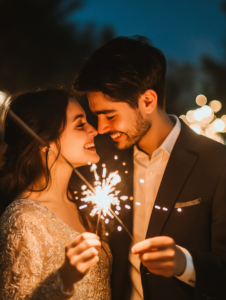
[88,92,117,111]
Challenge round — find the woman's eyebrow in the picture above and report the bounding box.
[73,114,85,122]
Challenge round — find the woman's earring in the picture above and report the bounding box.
[48,150,52,155]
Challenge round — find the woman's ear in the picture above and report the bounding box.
[40,143,54,155]
[40,146,48,154]
[138,89,158,115]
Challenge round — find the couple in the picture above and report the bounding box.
[0,36,225,300]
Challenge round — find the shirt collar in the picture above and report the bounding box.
[134,115,181,157]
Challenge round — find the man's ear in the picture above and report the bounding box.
[138,89,158,114]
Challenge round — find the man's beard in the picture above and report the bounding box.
[116,110,151,149]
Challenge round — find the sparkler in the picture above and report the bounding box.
[8,108,134,240]
[80,163,134,240]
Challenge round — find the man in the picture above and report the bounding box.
[74,36,226,300]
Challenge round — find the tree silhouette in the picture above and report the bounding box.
[0,0,114,95]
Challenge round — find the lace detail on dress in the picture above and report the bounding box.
[0,199,112,300]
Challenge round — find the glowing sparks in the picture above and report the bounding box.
[162,207,168,211]
[136,202,141,206]
[80,164,122,218]
[177,208,182,212]
[140,179,145,183]
[79,164,134,241]
[114,155,118,160]
[125,170,128,174]
[117,226,122,231]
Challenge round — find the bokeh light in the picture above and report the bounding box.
[213,119,225,132]
[209,100,222,113]
[0,91,7,105]
[182,94,225,144]
[196,94,207,106]
[190,125,201,134]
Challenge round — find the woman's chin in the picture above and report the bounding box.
[90,153,100,163]
[71,153,100,168]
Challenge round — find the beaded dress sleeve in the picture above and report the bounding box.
[0,199,112,300]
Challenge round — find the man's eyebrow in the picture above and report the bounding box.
[94,109,116,115]
[73,114,85,121]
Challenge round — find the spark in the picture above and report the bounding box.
[140,179,145,183]
[177,208,182,212]
[162,207,168,211]
[114,155,118,160]
[125,205,131,209]
[136,202,141,206]
[154,205,161,210]
[117,226,122,231]
[79,204,87,209]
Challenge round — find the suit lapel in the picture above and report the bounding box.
[146,122,199,238]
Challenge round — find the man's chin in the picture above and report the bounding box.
[114,140,134,150]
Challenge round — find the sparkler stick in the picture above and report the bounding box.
[108,207,134,241]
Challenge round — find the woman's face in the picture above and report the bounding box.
[55,99,99,167]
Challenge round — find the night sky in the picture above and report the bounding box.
[69,0,226,64]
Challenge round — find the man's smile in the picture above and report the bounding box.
[109,132,123,141]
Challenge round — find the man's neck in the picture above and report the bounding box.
[137,110,175,158]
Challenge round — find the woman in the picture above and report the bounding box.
[0,90,112,299]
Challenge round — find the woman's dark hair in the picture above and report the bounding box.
[74,35,167,109]
[0,90,95,233]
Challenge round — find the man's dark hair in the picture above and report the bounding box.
[74,35,166,109]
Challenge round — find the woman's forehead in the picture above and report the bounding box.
[67,99,85,122]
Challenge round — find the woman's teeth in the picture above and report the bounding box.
[110,132,122,139]
[84,142,95,149]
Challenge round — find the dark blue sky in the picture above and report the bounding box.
[70,0,226,64]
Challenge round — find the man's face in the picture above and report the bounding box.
[88,92,150,149]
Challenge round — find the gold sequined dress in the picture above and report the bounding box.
[0,199,112,300]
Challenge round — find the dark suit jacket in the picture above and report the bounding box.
[107,121,226,300]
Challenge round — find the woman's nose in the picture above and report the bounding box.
[87,123,98,137]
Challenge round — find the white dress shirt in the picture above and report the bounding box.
[129,115,196,300]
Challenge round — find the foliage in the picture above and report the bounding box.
[0,0,114,95]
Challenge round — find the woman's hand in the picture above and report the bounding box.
[58,232,101,291]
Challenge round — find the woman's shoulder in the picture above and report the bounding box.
[0,199,51,233]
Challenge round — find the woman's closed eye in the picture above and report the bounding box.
[76,122,86,129]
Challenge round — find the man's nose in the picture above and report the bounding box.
[98,116,111,134]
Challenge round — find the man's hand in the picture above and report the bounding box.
[131,236,186,277]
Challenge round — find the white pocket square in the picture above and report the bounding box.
[174,198,201,208]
